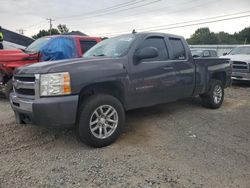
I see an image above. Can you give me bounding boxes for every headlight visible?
[40,72,71,96]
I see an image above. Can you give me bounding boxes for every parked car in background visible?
[10,32,231,147]
[0,35,101,98]
[222,45,250,81]
[191,49,218,58]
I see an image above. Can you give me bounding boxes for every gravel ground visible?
[0,83,250,188]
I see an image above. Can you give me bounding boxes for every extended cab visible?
[0,35,101,98]
[10,32,232,147]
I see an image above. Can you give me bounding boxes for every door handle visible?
[163,66,173,71]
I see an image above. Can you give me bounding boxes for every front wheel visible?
[200,79,224,109]
[77,94,125,148]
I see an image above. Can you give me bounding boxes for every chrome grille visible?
[232,61,249,70]
[13,75,36,99]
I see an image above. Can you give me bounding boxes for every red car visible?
[0,35,101,98]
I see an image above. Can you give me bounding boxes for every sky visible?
[1,0,250,38]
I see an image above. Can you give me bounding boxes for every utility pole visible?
[16,29,25,35]
[47,18,55,35]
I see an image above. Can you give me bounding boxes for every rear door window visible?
[169,38,186,60]
[80,40,97,54]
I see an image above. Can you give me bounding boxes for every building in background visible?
[1,28,34,49]
[65,31,87,36]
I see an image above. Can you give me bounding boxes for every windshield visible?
[25,37,51,52]
[83,34,135,58]
[229,46,250,55]
[191,50,202,57]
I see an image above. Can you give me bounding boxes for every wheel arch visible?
[210,71,227,88]
[78,81,127,109]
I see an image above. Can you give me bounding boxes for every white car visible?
[223,45,250,81]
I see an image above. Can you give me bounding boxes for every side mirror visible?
[134,47,159,62]
[223,52,227,56]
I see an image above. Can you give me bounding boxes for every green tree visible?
[234,26,250,44]
[57,24,69,34]
[187,27,218,44]
[32,28,60,39]
[32,24,70,39]
[187,26,250,45]
[217,32,238,44]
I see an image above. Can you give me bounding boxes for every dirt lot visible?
[0,83,250,188]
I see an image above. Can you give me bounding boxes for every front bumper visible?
[232,71,250,81]
[10,93,79,128]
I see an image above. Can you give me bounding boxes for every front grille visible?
[15,88,35,96]
[14,75,35,82]
[232,61,249,70]
[13,75,36,99]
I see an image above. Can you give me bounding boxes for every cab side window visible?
[169,38,186,60]
[80,40,97,54]
[139,37,169,61]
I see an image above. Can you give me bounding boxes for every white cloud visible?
[1,0,250,38]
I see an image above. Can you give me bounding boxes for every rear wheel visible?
[77,94,125,148]
[200,79,224,109]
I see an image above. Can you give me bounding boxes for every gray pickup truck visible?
[10,32,232,147]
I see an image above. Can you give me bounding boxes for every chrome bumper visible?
[10,92,33,113]
[232,72,250,81]
[10,92,79,127]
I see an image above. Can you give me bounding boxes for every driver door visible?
[128,36,177,109]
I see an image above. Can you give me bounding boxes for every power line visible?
[58,0,161,21]
[20,1,148,31]
[67,0,214,29]
[145,14,250,32]
[142,11,250,30]
[23,20,47,29]
[56,0,148,20]
[86,0,162,19]
[28,22,50,32]
[98,11,250,36]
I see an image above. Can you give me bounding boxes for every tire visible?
[5,80,13,100]
[200,79,224,109]
[77,94,125,148]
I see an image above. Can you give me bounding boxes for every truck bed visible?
[193,57,232,96]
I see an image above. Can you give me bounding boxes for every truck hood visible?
[0,49,39,68]
[222,55,250,64]
[15,57,125,75]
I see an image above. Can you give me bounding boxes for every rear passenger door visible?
[80,40,97,54]
[168,37,195,99]
[129,35,177,108]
